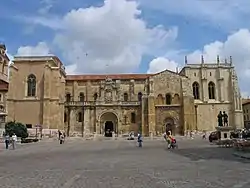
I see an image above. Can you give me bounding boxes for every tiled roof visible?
[66,74,152,81]
[242,99,250,105]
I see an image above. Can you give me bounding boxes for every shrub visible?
[5,121,29,138]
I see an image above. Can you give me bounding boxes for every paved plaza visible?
[0,138,250,188]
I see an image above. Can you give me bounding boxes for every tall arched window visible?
[124,92,128,101]
[66,93,71,102]
[165,93,172,105]
[93,93,98,101]
[78,112,83,122]
[27,74,36,97]
[208,81,215,99]
[192,82,200,99]
[79,92,84,102]
[138,92,142,101]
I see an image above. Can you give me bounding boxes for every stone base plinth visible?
[215,126,234,140]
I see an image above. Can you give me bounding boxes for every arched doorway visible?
[164,118,175,135]
[100,112,118,137]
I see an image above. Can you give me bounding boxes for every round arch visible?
[164,117,176,135]
[99,112,118,137]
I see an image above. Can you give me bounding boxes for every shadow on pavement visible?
[170,146,250,163]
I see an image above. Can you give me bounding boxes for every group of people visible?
[3,133,18,150]
[163,131,177,149]
[136,131,177,149]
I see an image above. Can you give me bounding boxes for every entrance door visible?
[104,121,114,137]
[166,123,173,135]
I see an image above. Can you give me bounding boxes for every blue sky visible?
[1,0,250,96]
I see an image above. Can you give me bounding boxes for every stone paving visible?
[0,138,250,188]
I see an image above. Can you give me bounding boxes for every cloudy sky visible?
[1,0,250,96]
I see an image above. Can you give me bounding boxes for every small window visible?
[93,93,98,101]
[165,93,172,104]
[0,94,2,101]
[210,72,212,76]
[138,92,142,101]
[64,113,67,123]
[78,112,83,122]
[66,93,71,102]
[131,112,136,123]
[194,72,196,76]
[124,93,128,101]
[26,124,32,128]
[79,92,84,102]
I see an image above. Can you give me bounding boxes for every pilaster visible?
[43,65,51,99]
[73,81,78,101]
[147,94,156,136]
[141,95,146,135]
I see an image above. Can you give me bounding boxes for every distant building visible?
[0,45,9,128]
[242,99,250,129]
[4,43,244,136]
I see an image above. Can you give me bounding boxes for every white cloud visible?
[147,57,178,73]
[16,42,51,56]
[17,0,177,74]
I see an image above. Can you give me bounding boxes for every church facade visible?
[5,50,244,136]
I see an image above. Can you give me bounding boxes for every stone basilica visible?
[0,45,244,136]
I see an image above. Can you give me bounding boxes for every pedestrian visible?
[63,131,66,143]
[59,134,64,144]
[58,130,62,141]
[4,133,10,149]
[11,133,17,150]
[137,133,143,147]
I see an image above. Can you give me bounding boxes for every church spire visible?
[184,56,187,65]
[201,55,204,64]
[217,55,220,64]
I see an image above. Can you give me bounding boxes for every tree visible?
[5,121,28,138]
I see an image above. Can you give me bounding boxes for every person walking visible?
[137,133,143,147]
[11,133,17,150]
[4,133,10,149]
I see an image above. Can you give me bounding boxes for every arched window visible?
[173,94,180,104]
[157,94,164,105]
[208,81,215,99]
[27,74,36,97]
[93,93,98,101]
[79,92,84,102]
[192,82,200,99]
[124,93,128,101]
[78,112,83,122]
[138,92,142,101]
[66,93,71,102]
[165,93,172,105]
[131,112,136,123]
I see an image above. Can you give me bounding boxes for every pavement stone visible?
[0,139,250,187]
[233,151,250,159]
